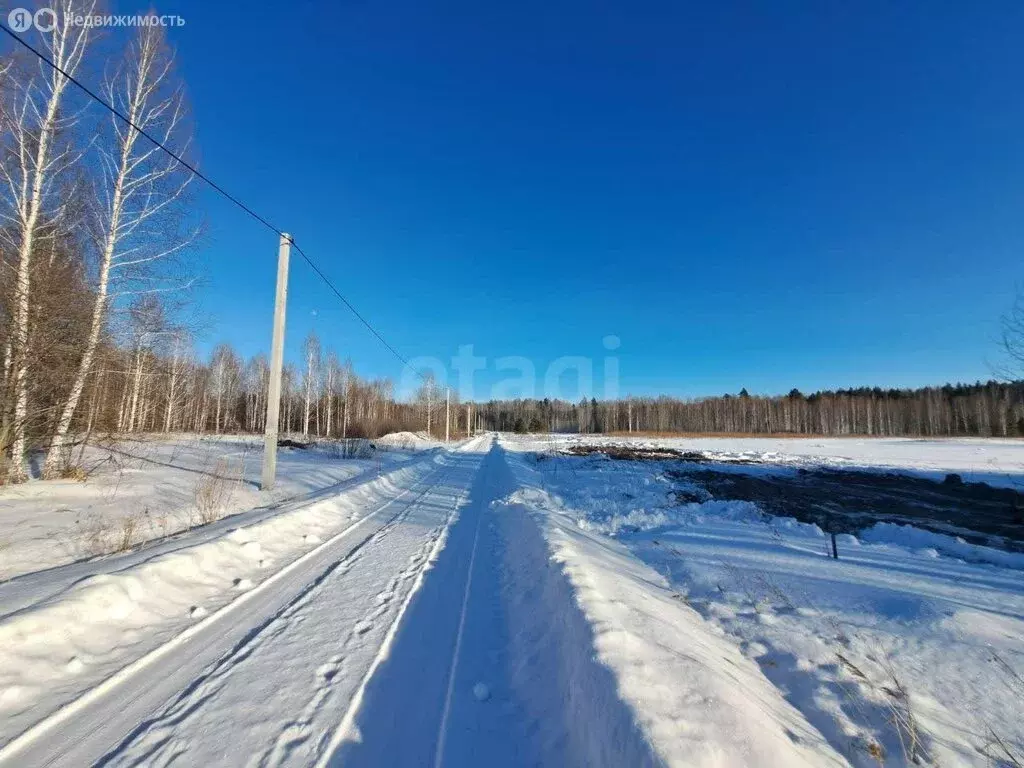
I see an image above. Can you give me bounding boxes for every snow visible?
[0,431,1020,766]
[859,522,1024,569]
[502,434,1024,766]
[0,446,448,759]
[373,431,435,449]
[523,434,1024,488]
[0,434,418,581]
[331,439,660,768]
[500,448,845,767]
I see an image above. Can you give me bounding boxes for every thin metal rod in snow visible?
[261,233,292,490]
[831,532,839,560]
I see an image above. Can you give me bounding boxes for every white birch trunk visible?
[3,1,94,481]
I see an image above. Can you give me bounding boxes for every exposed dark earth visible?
[561,444,1024,552]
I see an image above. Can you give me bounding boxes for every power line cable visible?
[0,22,415,372]
[289,242,410,367]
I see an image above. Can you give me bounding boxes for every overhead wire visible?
[1,22,416,372]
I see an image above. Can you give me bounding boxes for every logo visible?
[34,7,55,31]
[7,7,32,32]
[5,8,185,30]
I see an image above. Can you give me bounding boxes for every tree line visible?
[476,380,1024,437]
[61,331,466,442]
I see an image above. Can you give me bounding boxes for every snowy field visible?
[501,434,1024,767]
[547,434,1024,488]
[0,433,434,581]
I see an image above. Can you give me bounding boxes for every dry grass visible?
[117,516,138,552]
[52,511,144,560]
[879,664,927,765]
[982,729,1023,767]
[192,457,241,526]
[980,652,1024,767]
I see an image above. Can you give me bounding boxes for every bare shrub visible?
[59,465,88,482]
[344,438,372,459]
[321,438,374,456]
[52,512,119,560]
[193,458,240,525]
[324,438,373,459]
[77,514,113,558]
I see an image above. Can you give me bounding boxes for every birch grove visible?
[0,0,94,481]
[42,22,194,476]
[26,336,434,441]
[0,9,203,482]
[301,332,320,437]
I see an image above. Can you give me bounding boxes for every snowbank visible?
[859,522,1024,569]
[499,446,846,767]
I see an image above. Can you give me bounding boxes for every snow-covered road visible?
[2,438,490,766]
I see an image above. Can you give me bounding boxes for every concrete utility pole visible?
[466,404,471,437]
[261,233,292,491]
[445,387,450,443]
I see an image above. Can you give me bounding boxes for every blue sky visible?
[99,1,1024,399]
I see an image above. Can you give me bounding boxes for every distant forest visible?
[475,381,1024,438]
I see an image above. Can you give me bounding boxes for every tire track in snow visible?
[261,517,459,768]
[311,457,478,768]
[96,459,464,767]
[326,440,662,768]
[432,459,487,768]
[257,461,471,768]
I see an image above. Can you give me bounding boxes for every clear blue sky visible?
[114,1,1024,399]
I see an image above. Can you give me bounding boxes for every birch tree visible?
[121,296,167,433]
[42,23,195,475]
[163,332,190,432]
[415,373,441,437]
[0,0,94,481]
[301,332,320,437]
[323,351,341,437]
